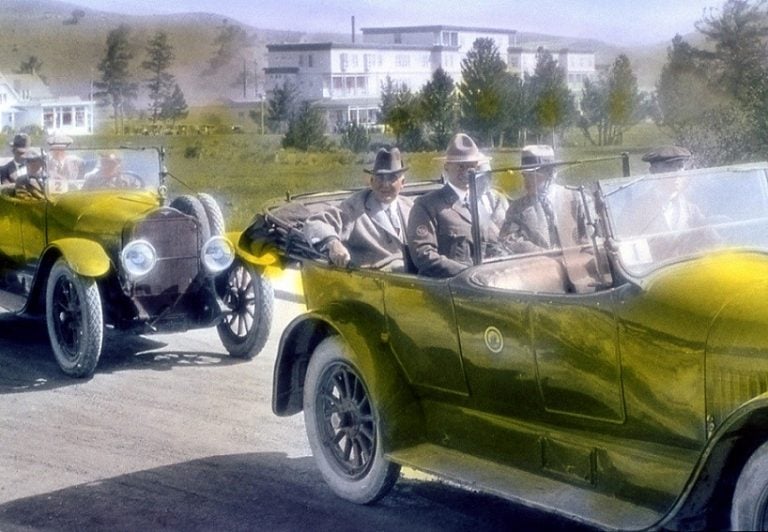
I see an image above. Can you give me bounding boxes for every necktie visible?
[387,207,400,235]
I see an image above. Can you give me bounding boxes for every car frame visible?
[0,144,273,377]
[243,157,768,530]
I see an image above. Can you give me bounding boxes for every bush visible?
[339,122,371,153]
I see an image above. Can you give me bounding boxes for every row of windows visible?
[339,52,430,72]
[43,106,88,129]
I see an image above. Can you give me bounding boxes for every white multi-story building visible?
[264,25,596,130]
[0,71,95,136]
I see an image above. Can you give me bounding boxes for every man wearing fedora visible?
[0,133,31,184]
[303,147,413,272]
[407,133,506,278]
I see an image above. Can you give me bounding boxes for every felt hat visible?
[364,147,408,176]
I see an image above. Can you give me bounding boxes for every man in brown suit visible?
[407,133,505,278]
[303,147,413,272]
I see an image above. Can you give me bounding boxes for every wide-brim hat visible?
[10,133,30,153]
[21,147,42,161]
[521,144,555,167]
[46,134,73,149]
[364,147,408,176]
[441,133,488,164]
[641,145,691,164]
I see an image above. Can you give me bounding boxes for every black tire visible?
[732,441,768,530]
[216,260,273,359]
[303,336,400,504]
[170,194,211,242]
[45,258,104,378]
[197,192,226,236]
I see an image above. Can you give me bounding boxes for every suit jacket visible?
[407,184,504,278]
[303,189,413,271]
[501,185,582,252]
[0,159,24,184]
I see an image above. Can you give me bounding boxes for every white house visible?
[264,25,596,129]
[0,71,95,136]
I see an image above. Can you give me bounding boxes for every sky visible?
[64,0,722,47]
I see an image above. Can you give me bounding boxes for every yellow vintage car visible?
[0,146,273,378]
[245,161,768,530]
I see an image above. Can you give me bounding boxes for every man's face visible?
[525,168,555,196]
[369,172,405,204]
[26,159,43,176]
[444,161,479,190]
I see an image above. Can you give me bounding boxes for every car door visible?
[0,191,45,311]
[450,253,624,424]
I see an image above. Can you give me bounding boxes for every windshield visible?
[600,163,768,277]
[44,147,162,195]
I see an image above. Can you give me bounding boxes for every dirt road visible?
[0,269,586,531]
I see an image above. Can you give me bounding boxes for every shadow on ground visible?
[0,452,592,532]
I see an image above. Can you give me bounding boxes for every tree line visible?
[277,0,768,168]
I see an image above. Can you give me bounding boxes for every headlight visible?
[201,235,235,275]
[120,239,157,279]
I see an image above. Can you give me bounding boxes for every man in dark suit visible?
[303,147,413,272]
[407,133,504,278]
[0,134,31,184]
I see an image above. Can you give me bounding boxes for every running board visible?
[387,443,662,531]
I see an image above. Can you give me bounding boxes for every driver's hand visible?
[327,239,351,267]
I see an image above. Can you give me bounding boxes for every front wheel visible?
[732,441,768,530]
[216,260,273,359]
[45,258,104,378]
[303,336,400,504]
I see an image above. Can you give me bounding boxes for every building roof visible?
[267,42,438,52]
[361,25,516,35]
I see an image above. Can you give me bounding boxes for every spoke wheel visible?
[303,337,400,504]
[216,260,273,359]
[45,258,103,378]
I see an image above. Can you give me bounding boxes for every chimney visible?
[351,16,355,43]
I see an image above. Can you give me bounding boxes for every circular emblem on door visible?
[484,326,504,353]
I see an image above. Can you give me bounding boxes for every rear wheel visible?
[170,194,211,242]
[216,260,273,359]
[732,441,768,530]
[45,258,103,378]
[303,336,400,504]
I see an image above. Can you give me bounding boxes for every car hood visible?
[618,252,768,344]
[48,190,160,237]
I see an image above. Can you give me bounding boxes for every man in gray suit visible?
[407,133,505,278]
[303,147,413,272]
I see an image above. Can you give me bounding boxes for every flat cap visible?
[641,146,691,164]
[21,147,43,161]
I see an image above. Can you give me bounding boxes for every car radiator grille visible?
[124,209,200,313]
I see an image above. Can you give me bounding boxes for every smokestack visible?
[352,16,355,43]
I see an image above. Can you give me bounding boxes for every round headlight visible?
[121,239,157,278]
[201,235,235,275]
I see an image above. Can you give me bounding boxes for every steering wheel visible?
[118,171,145,189]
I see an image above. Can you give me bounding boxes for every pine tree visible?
[94,24,138,134]
[142,31,176,125]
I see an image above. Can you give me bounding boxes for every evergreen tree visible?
[93,24,138,134]
[459,38,509,146]
[267,81,298,133]
[282,101,329,151]
[17,56,44,79]
[421,68,457,150]
[142,31,176,125]
[159,83,189,125]
[525,48,574,146]
[205,21,251,75]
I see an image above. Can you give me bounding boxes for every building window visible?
[44,110,54,129]
[333,77,343,89]
[299,55,304,67]
[308,54,314,67]
[340,53,348,72]
[351,54,359,68]
[395,54,410,67]
[75,107,86,127]
[356,76,366,90]
[394,33,402,44]
[62,108,73,126]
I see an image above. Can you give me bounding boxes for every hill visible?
[0,0,680,105]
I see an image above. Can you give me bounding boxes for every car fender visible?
[273,309,424,450]
[230,230,283,277]
[47,238,111,277]
[658,392,768,529]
